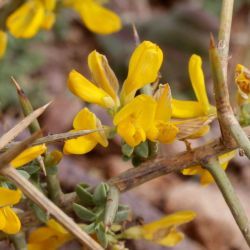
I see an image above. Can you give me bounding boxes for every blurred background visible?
[1,0,250,249]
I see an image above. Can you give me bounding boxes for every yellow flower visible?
[147,84,179,143]
[235,64,250,101]
[63,0,121,34]
[0,187,22,234]
[68,41,162,110]
[6,0,56,39]
[28,219,73,250]
[0,30,7,59]
[64,108,108,154]
[182,150,236,185]
[120,41,163,104]
[123,211,196,247]
[68,67,116,109]
[172,54,215,118]
[113,94,157,147]
[10,144,47,168]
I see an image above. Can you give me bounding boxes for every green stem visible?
[202,157,250,246]
[218,0,234,81]
[9,232,27,250]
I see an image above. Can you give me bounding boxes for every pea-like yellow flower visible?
[113,94,157,147]
[0,30,7,59]
[63,0,121,34]
[147,84,179,143]
[7,0,56,38]
[182,150,236,185]
[10,144,47,168]
[0,187,22,234]
[123,211,196,247]
[68,54,118,109]
[120,41,163,104]
[64,108,108,154]
[235,64,250,102]
[68,41,162,110]
[172,54,215,118]
[28,219,72,250]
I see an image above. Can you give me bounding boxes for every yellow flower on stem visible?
[68,41,162,110]
[0,30,7,59]
[182,150,236,185]
[147,84,179,143]
[172,54,215,118]
[123,211,196,247]
[63,0,121,34]
[6,0,56,39]
[235,64,250,102]
[0,187,22,234]
[28,219,73,250]
[64,108,108,154]
[113,94,157,147]
[67,63,117,109]
[10,144,47,168]
[120,41,163,104]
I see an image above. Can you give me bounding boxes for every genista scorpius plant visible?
[0,0,250,249]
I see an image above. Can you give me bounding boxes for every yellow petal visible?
[0,209,6,230]
[142,211,196,236]
[121,41,163,103]
[76,0,121,34]
[151,121,179,143]
[171,99,205,118]
[157,230,184,247]
[29,227,56,243]
[154,84,172,121]
[0,30,7,59]
[1,207,21,234]
[200,171,214,185]
[114,94,156,130]
[73,108,108,147]
[117,119,146,147]
[68,70,115,108]
[64,134,97,154]
[41,0,56,11]
[28,243,45,250]
[88,50,119,104]
[219,150,236,165]
[184,124,210,139]
[189,54,210,114]
[0,187,22,207]
[47,219,68,235]
[11,144,47,168]
[181,165,204,176]
[41,12,56,30]
[7,1,45,38]
[114,95,156,147]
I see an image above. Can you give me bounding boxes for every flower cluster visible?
[64,41,214,152]
[0,0,121,58]
[62,40,237,184]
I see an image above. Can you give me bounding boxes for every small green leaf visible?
[17,170,30,179]
[134,141,149,158]
[73,203,96,222]
[21,163,40,175]
[83,223,96,234]
[93,183,109,205]
[31,203,48,223]
[121,143,134,157]
[76,185,94,207]
[114,209,130,223]
[96,223,108,248]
